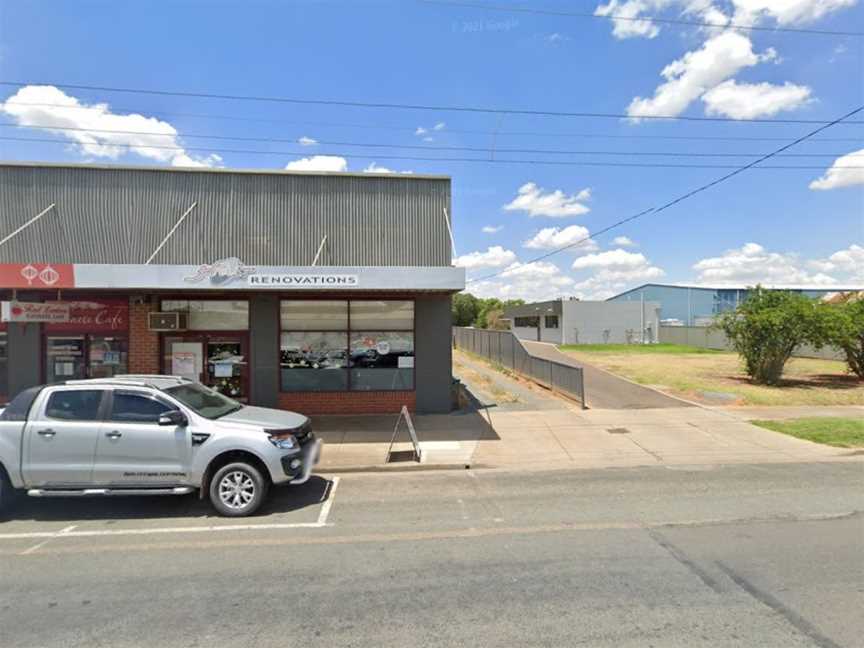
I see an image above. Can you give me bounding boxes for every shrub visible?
[715,287,820,385]
[816,296,864,379]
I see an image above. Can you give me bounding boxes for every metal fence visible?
[452,327,586,409]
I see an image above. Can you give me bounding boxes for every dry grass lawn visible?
[560,346,864,406]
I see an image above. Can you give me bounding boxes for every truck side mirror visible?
[159,410,188,427]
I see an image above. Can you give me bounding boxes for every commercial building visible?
[0,162,464,414]
[607,283,862,326]
[503,299,660,345]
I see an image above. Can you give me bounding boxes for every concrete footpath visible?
[314,351,862,473]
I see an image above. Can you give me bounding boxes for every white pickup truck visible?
[0,376,321,517]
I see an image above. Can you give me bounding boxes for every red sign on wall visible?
[0,263,75,289]
[44,300,129,333]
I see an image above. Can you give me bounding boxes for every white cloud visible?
[692,242,842,285]
[612,235,637,247]
[569,248,665,298]
[808,244,864,280]
[363,162,413,174]
[0,85,222,168]
[415,127,427,136]
[482,225,503,234]
[627,31,774,119]
[523,225,598,253]
[454,246,517,269]
[470,261,575,302]
[731,0,856,26]
[702,80,812,119]
[433,122,446,131]
[504,182,591,218]
[298,136,318,146]
[284,155,348,172]
[572,248,651,270]
[809,149,864,190]
[423,136,435,143]
[595,0,669,39]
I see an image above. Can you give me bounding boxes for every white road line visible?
[316,476,340,526]
[19,525,77,555]
[3,521,327,542]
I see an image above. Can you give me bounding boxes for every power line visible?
[3,135,861,170]
[0,122,858,158]
[3,101,861,143]
[1,81,861,125]
[467,104,864,284]
[423,0,864,37]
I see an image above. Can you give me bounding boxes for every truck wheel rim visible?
[218,471,256,510]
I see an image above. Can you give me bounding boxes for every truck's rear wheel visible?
[209,462,267,517]
[0,467,19,517]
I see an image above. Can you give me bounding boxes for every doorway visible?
[163,333,249,401]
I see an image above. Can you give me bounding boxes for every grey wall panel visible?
[0,164,452,267]
[415,294,452,414]
[249,295,280,408]
[7,323,42,397]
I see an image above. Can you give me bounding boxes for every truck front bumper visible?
[285,438,322,485]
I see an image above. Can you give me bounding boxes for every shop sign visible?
[248,274,359,287]
[184,258,256,285]
[0,263,75,289]
[44,300,129,333]
[1,301,71,323]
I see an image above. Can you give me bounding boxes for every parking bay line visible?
[1,477,342,543]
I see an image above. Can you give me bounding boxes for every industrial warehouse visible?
[0,162,464,414]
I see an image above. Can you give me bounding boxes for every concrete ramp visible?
[521,341,693,410]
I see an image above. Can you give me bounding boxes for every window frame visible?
[107,389,175,425]
[544,315,559,329]
[279,298,416,394]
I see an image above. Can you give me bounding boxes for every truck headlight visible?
[269,435,298,450]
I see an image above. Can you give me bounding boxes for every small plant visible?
[714,286,821,385]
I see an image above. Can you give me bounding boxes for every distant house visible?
[503,299,660,345]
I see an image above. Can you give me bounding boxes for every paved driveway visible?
[521,340,693,409]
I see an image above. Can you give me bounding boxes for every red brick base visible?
[128,300,161,374]
[278,391,415,415]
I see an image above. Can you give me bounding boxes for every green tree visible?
[715,287,821,385]
[452,292,480,327]
[815,295,864,379]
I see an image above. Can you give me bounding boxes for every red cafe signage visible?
[0,263,75,289]
[1,300,128,332]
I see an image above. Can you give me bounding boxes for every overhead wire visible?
[466,104,864,284]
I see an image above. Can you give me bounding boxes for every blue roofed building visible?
[607,283,862,327]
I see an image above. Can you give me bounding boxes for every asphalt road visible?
[521,340,693,409]
[1,462,862,647]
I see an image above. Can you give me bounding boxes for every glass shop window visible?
[162,300,249,330]
[349,331,414,391]
[280,331,349,392]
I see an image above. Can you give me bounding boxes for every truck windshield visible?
[164,383,242,419]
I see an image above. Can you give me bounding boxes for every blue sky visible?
[0,0,862,299]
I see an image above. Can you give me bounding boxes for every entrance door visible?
[163,334,249,401]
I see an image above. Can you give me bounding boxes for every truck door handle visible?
[37,429,56,437]
[106,431,123,439]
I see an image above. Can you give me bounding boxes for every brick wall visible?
[128,299,160,374]
[278,391,415,415]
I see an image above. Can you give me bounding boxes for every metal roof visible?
[0,162,453,267]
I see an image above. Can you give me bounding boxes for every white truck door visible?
[23,387,108,487]
[91,390,191,486]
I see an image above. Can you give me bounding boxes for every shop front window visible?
[279,300,415,392]
[0,331,7,396]
[162,300,249,330]
[46,335,128,383]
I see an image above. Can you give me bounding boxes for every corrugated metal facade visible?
[0,163,452,266]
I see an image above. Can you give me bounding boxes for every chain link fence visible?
[453,327,586,409]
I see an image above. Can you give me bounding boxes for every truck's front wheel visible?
[209,462,267,517]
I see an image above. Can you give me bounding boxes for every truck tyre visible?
[209,462,268,517]
[0,467,19,518]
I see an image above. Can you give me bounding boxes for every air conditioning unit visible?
[147,312,188,332]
